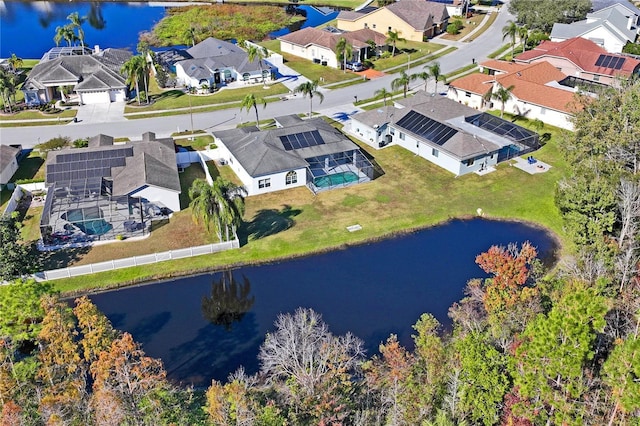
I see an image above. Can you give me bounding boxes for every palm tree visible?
[411,70,431,92]
[120,55,144,105]
[244,42,269,86]
[518,24,529,53]
[425,62,444,94]
[502,20,518,59]
[0,68,16,113]
[54,24,76,47]
[184,26,197,47]
[240,93,267,127]
[294,80,324,118]
[189,177,247,242]
[366,38,378,58]
[391,71,411,98]
[375,87,392,106]
[489,84,515,118]
[7,54,22,73]
[67,12,86,51]
[386,30,406,57]
[334,37,353,73]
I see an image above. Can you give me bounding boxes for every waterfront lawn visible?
[124,84,289,113]
[51,115,569,293]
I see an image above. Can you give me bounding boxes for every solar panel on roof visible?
[279,130,325,151]
[613,57,625,70]
[601,55,613,68]
[595,54,606,67]
[396,111,457,146]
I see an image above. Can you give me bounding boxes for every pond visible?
[0,2,339,58]
[89,218,558,387]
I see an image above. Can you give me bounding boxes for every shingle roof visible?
[23,51,130,91]
[592,0,640,15]
[515,37,640,77]
[278,27,387,51]
[550,6,636,44]
[175,37,265,78]
[214,117,362,177]
[337,6,378,21]
[0,145,20,173]
[386,0,449,29]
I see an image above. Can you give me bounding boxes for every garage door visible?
[81,91,111,104]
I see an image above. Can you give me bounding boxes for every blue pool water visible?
[314,171,360,188]
[66,208,112,236]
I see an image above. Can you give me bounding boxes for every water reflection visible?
[202,271,255,331]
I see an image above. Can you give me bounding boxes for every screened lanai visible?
[305,149,374,194]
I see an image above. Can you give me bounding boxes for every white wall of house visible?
[0,157,19,185]
[131,186,181,212]
[109,89,127,102]
[551,27,626,53]
[349,119,389,148]
[280,41,339,68]
[447,87,485,109]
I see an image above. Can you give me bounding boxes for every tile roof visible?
[480,59,529,74]
[214,117,362,177]
[515,37,640,77]
[451,61,579,113]
[279,27,387,51]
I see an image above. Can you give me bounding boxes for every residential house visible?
[157,37,274,89]
[514,37,640,86]
[212,115,375,195]
[0,144,21,187]
[278,27,387,68]
[22,46,131,105]
[550,5,638,52]
[349,92,539,176]
[40,132,182,246]
[336,0,450,42]
[448,60,583,130]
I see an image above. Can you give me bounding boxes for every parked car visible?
[346,61,364,72]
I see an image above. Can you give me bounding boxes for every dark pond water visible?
[0,2,339,58]
[89,218,557,387]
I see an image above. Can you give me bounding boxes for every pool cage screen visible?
[305,149,374,193]
[466,113,540,150]
[40,177,146,246]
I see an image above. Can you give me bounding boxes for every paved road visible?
[0,4,513,148]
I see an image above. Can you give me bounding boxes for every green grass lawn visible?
[0,108,77,121]
[11,152,45,183]
[49,110,570,293]
[124,84,289,114]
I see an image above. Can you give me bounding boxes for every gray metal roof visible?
[214,117,363,177]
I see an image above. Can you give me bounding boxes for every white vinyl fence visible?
[2,186,24,217]
[39,239,239,281]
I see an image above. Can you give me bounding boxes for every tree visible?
[512,283,608,424]
[0,68,17,113]
[239,93,266,127]
[386,30,406,56]
[518,24,529,53]
[120,55,145,105]
[489,84,514,118]
[245,42,270,86]
[53,24,76,47]
[66,12,86,51]
[189,177,247,242]
[0,214,36,281]
[508,0,591,32]
[602,330,640,425]
[293,79,324,119]
[411,70,431,93]
[502,20,518,59]
[425,62,444,94]
[391,71,411,98]
[375,87,392,106]
[183,26,197,47]
[73,296,119,365]
[7,53,22,73]
[258,308,365,424]
[0,279,54,346]
[335,36,353,73]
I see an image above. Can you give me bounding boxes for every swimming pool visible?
[65,208,113,236]
[314,171,360,188]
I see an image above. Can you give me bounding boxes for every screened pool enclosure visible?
[305,150,374,193]
[465,113,540,162]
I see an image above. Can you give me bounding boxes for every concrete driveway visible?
[74,102,126,124]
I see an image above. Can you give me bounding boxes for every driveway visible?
[74,102,126,124]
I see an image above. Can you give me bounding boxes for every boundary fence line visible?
[38,239,239,281]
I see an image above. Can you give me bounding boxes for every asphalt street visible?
[0,3,514,148]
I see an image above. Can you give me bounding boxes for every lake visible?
[89,218,558,387]
[0,1,339,59]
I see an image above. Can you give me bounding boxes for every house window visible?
[259,178,271,189]
[593,75,600,81]
[540,107,546,115]
[388,26,392,32]
[373,24,376,29]
[285,171,297,185]
[399,132,405,140]
[465,91,471,97]
[364,23,368,28]
[390,128,395,135]
[432,148,439,157]
[464,158,475,167]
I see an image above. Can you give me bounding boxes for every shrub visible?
[73,138,88,148]
[453,19,464,30]
[36,136,70,152]
[446,23,459,34]
[115,234,125,241]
